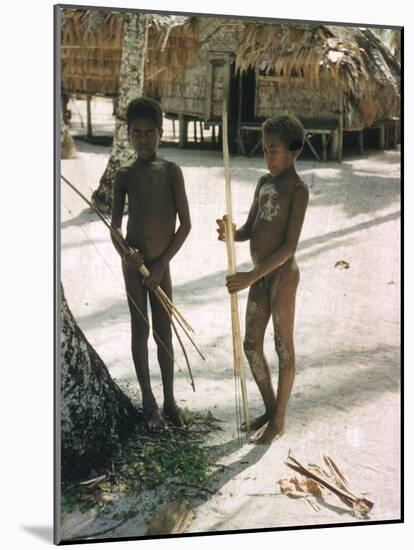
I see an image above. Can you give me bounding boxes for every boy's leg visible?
[243,279,276,431]
[252,262,299,444]
[148,266,183,427]
[123,264,164,431]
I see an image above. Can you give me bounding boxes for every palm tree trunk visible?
[91,13,147,213]
[60,283,139,479]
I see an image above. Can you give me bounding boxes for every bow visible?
[221,100,250,431]
[61,174,205,391]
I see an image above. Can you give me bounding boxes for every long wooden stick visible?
[222,100,250,431]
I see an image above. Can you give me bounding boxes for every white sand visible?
[61,139,400,538]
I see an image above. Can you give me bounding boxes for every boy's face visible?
[263,133,300,176]
[129,117,163,160]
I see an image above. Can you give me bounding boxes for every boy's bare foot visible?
[241,412,270,432]
[163,402,186,428]
[249,418,285,445]
[144,406,166,432]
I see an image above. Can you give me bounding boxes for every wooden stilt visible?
[338,125,343,162]
[193,120,197,143]
[322,134,328,161]
[237,73,243,155]
[305,135,321,162]
[330,129,339,161]
[358,130,364,155]
[179,114,188,149]
[86,95,93,140]
[379,123,385,150]
[394,118,400,147]
[338,92,344,162]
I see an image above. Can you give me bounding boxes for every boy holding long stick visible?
[217,115,309,445]
[111,97,191,431]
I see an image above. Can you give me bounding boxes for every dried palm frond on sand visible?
[279,450,374,519]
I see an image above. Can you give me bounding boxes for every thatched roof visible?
[61,9,124,96]
[60,11,400,125]
[236,24,400,84]
[235,24,400,124]
[145,16,198,98]
[61,9,197,97]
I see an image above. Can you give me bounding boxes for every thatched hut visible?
[60,9,196,135]
[61,9,124,97]
[155,19,401,159]
[60,9,401,160]
[61,10,197,96]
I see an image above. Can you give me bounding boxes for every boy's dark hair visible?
[262,114,304,152]
[126,97,163,131]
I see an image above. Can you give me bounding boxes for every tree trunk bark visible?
[91,13,147,214]
[60,283,139,479]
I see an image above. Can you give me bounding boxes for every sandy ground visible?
[60,137,400,539]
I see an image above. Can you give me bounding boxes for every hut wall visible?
[161,54,207,117]
[160,18,243,119]
[255,72,340,126]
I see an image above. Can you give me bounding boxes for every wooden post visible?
[86,95,93,140]
[338,92,344,162]
[387,120,395,149]
[178,114,188,149]
[321,134,328,162]
[200,121,204,143]
[222,97,250,432]
[172,119,176,139]
[237,72,244,155]
[193,120,198,143]
[379,123,385,150]
[204,62,213,122]
[62,93,70,125]
[330,129,339,161]
[394,118,400,147]
[358,130,364,155]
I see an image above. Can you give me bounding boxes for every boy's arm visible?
[111,170,144,270]
[217,179,261,242]
[110,170,127,258]
[234,196,258,241]
[226,184,309,293]
[145,164,191,290]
